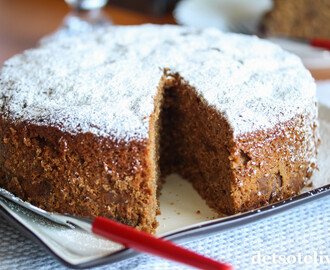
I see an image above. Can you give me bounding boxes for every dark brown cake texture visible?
[0,25,319,233]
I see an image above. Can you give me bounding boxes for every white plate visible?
[1,99,330,268]
[266,37,330,70]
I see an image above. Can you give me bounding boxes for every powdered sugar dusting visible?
[0,24,316,140]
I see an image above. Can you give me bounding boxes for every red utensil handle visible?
[92,216,233,270]
[310,38,330,50]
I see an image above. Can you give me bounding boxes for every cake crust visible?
[0,119,159,232]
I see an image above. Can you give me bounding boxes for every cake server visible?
[0,188,232,270]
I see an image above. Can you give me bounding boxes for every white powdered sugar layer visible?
[0,24,316,141]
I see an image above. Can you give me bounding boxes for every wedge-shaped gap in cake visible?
[158,72,236,215]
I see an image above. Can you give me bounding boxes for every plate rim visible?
[1,184,329,269]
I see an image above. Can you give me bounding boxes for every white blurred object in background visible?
[174,0,272,32]
[174,0,330,70]
[42,0,111,42]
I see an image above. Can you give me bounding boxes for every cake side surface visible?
[229,107,319,212]
[0,118,160,233]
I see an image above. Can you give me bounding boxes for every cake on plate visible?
[0,24,319,233]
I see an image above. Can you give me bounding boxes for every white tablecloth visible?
[1,81,329,270]
[1,195,329,270]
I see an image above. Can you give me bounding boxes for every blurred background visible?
[0,0,329,79]
[0,0,177,64]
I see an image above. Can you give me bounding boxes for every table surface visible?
[0,0,175,65]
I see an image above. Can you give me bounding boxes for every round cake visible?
[0,24,319,233]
